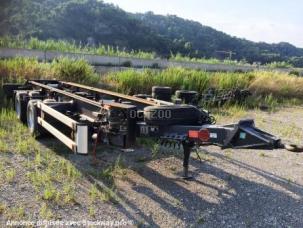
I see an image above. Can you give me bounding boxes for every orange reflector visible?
[188,129,210,142]
[188,130,199,138]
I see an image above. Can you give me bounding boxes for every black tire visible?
[144,105,201,126]
[175,90,198,104]
[27,100,44,137]
[2,83,31,99]
[152,86,172,101]
[15,92,28,123]
[3,83,22,99]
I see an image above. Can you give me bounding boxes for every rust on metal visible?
[29,81,136,110]
[61,81,157,106]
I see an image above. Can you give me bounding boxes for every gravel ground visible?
[1,107,303,227]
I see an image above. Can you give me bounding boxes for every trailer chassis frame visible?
[3,79,283,178]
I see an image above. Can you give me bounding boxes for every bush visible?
[0,57,99,85]
[0,57,50,83]
[266,61,293,69]
[289,70,299,76]
[248,71,303,99]
[51,58,99,84]
[121,61,132,67]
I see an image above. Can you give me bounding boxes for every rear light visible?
[199,129,210,141]
[188,129,210,142]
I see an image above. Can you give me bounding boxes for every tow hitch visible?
[157,119,285,179]
[188,119,282,149]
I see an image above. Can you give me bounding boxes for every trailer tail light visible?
[188,129,210,142]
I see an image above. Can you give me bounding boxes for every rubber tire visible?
[2,83,32,99]
[152,86,172,94]
[175,90,198,104]
[144,105,201,126]
[152,86,172,101]
[15,92,28,123]
[3,83,22,99]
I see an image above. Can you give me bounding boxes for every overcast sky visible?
[104,0,303,48]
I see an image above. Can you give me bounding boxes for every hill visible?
[1,0,303,66]
[135,12,303,64]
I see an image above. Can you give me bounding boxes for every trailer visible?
[3,80,288,179]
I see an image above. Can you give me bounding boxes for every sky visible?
[103,0,303,48]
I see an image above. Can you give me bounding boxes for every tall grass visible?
[0,57,99,85]
[52,58,99,84]
[1,56,303,108]
[105,68,254,95]
[170,53,249,66]
[266,61,293,69]
[248,71,303,99]
[0,36,156,59]
[105,68,303,100]
[0,57,50,83]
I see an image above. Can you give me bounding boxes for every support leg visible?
[182,141,194,180]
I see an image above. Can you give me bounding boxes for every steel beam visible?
[37,101,77,130]
[61,81,157,106]
[38,117,77,152]
[29,81,136,110]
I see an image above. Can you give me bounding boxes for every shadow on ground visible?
[38,137,303,227]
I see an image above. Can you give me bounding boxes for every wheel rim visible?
[15,98,21,118]
[27,107,34,131]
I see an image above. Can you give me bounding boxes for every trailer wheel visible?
[144,105,201,126]
[27,100,44,137]
[15,92,27,123]
[152,86,172,101]
[3,83,31,99]
[175,90,198,104]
